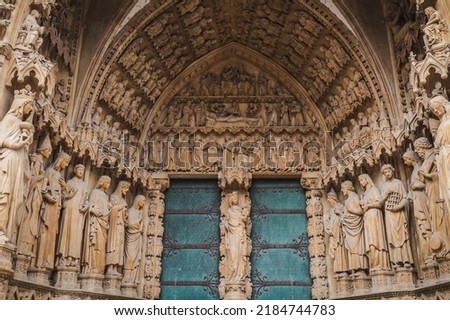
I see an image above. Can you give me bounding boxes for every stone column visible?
[142,173,169,300]
[301,172,329,300]
[218,168,252,300]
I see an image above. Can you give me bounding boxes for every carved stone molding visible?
[304,186,328,300]
[218,169,252,299]
[143,173,169,299]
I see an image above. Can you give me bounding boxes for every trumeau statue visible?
[17,135,52,256]
[123,195,145,284]
[324,190,348,277]
[358,174,391,273]
[402,150,433,264]
[222,191,247,282]
[0,89,35,244]
[340,180,368,276]
[56,164,89,268]
[106,180,130,276]
[378,164,413,269]
[82,175,111,274]
[35,151,71,269]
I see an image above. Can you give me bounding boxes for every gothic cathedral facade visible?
[0,0,450,300]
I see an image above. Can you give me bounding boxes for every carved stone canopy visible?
[218,168,252,191]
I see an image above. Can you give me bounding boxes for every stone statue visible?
[414,137,450,255]
[378,164,413,269]
[223,191,246,281]
[35,152,71,269]
[17,135,52,256]
[358,174,391,272]
[340,180,368,276]
[91,107,103,128]
[16,9,45,52]
[325,190,348,277]
[429,96,450,215]
[0,90,35,244]
[106,181,130,275]
[423,6,448,52]
[82,175,111,274]
[123,195,145,284]
[56,164,89,268]
[402,150,433,264]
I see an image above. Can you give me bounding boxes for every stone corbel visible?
[142,173,170,300]
[301,172,328,300]
[218,168,252,300]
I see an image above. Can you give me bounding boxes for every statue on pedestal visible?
[324,190,348,277]
[106,181,130,275]
[378,165,413,269]
[57,164,89,268]
[402,150,434,264]
[17,135,52,256]
[222,191,247,282]
[123,195,145,284]
[358,174,391,272]
[340,181,368,276]
[35,152,71,269]
[82,176,111,274]
[0,89,35,244]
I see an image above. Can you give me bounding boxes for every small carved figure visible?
[423,6,448,51]
[16,9,45,52]
[92,107,103,128]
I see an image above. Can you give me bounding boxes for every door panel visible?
[161,180,221,300]
[250,179,312,300]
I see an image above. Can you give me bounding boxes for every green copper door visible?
[161,179,310,300]
[161,180,221,299]
[250,179,312,300]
